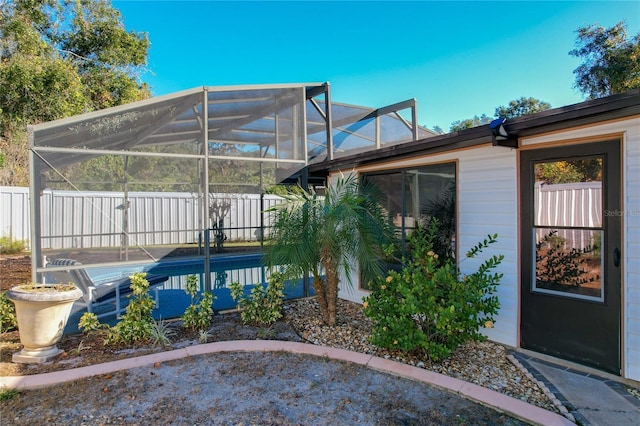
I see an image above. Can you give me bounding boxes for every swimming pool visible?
[83,253,308,316]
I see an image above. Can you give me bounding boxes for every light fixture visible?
[489,118,518,148]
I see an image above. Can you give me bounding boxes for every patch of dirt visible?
[0,255,31,291]
[1,351,528,426]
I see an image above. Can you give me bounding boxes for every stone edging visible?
[507,353,576,423]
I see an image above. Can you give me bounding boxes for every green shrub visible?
[0,234,27,254]
[80,283,174,347]
[364,221,502,361]
[229,272,285,326]
[104,273,157,345]
[78,312,102,333]
[181,274,215,332]
[0,292,18,333]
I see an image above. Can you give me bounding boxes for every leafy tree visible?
[449,96,552,133]
[265,173,394,326]
[0,0,150,186]
[61,0,150,109]
[535,158,602,184]
[431,125,444,134]
[495,97,551,119]
[449,114,492,132]
[570,21,640,99]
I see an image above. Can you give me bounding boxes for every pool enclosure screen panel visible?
[306,100,430,162]
[33,151,204,264]
[206,88,306,163]
[29,83,430,283]
[29,86,311,276]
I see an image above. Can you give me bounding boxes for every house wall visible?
[521,116,640,381]
[335,145,520,349]
[332,115,639,380]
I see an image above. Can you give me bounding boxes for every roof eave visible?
[309,89,640,174]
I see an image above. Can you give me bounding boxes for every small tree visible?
[208,196,231,252]
[266,174,394,326]
[449,114,492,132]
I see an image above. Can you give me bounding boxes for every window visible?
[361,162,456,287]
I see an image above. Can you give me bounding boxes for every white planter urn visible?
[7,284,82,363]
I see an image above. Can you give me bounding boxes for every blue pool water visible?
[64,253,309,333]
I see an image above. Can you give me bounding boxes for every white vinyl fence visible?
[2,182,603,251]
[534,181,602,250]
[0,186,30,243]
[1,187,284,250]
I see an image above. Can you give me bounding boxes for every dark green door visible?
[520,140,621,374]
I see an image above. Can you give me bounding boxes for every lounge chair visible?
[45,258,168,319]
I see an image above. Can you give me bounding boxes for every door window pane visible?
[534,158,602,228]
[534,228,603,300]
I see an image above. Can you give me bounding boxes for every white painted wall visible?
[336,145,520,348]
[522,116,640,381]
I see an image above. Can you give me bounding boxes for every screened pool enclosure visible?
[29,83,432,292]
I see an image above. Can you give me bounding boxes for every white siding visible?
[624,122,640,381]
[522,116,640,381]
[337,145,520,348]
[339,115,639,381]
[458,148,518,347]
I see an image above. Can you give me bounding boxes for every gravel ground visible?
[284,298,558,413]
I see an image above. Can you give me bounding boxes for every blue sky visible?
[113,1,640,131]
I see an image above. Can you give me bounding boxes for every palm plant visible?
[266,174,394,326]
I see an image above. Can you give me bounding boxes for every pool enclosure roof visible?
[29,82,435,174]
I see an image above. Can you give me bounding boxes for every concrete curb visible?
[1,340,573,426]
